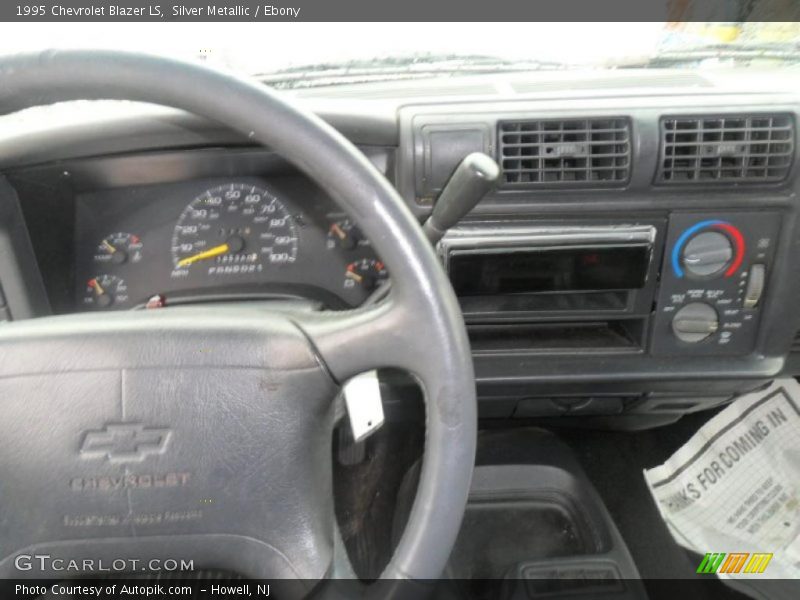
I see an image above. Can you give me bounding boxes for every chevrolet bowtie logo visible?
[79,423,172,463]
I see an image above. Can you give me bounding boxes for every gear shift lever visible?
[422,152,500,244]
[366,152,499,304]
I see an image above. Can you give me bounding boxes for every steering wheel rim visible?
[0,50,476,583]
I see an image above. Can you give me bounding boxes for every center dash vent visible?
[498,117,631,187]
[659,114,795,184]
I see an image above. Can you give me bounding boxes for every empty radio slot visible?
[459,290,630,315]
[468,319,646,355]
[438,224,662,321]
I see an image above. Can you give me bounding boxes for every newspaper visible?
[644,379,800,580]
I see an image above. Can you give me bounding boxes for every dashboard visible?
[2,67,800,429]
[72,176,385,311]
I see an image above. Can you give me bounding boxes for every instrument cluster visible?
[74,176,387,311]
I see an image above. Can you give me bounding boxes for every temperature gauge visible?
[344,258,388,291]
[93,232,143,266]
[83,275,129,310]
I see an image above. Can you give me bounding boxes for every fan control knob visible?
[672,302,719,343]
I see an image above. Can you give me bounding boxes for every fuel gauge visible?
[93,232,143,266]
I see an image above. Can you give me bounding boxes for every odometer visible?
[171,183,299,278]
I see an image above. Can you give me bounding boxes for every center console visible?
[442,428,645,600]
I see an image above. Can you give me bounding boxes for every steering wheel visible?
[0,51,476,592]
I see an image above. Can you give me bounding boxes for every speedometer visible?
[170,183,299,278]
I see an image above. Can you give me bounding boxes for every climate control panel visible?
[651,212,781,356]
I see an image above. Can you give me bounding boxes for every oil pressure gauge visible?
[82,275,129,310]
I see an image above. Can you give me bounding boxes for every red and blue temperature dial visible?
[671,220,745,279]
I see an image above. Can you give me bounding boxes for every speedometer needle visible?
[177,242,230,267]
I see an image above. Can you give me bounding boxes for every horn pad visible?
[0,307,338,581]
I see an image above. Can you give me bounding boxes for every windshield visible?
[0,22,798,86]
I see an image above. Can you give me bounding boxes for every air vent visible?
[792,330,800,353]
[659,114,795,184]
[498,118,631,187]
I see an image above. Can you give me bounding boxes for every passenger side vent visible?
[659,114,795,184]
[498,118,631,187]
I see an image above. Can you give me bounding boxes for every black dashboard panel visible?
[3,71,800,429]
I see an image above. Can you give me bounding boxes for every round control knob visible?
[672,302,719,343]
[682,231,733,278]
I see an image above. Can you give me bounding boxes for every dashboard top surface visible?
[0,67,799,168]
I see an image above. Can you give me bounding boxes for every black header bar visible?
[4,0,800,22]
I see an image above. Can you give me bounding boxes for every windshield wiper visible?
[628,42,800,68]
[255,54,569,89]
